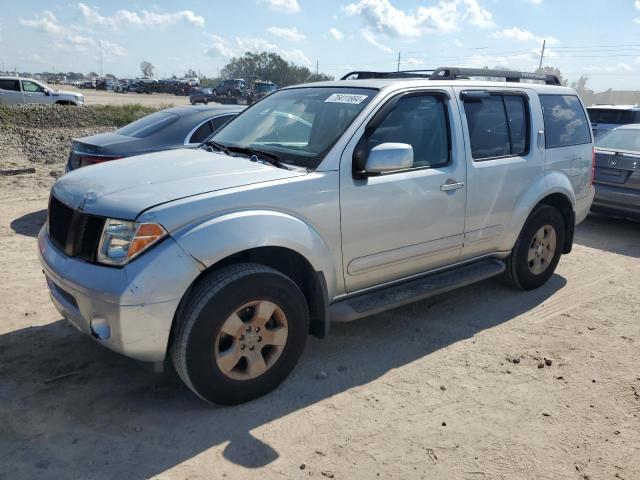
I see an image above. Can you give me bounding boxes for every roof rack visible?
[341,66,561,86]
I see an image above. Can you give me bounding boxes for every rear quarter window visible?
[0,79,20,91]
[540,95,591,148]
[587,108,635,125]
[115,112,178,138]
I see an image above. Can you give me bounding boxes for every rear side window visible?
[188,121,213,144]
[463,93,529,160]
[211,114,236,131]
[0,79,20,91]
[540,95,591,148]
[116,112,178,138]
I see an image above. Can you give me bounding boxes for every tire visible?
[190,100,195,105]
[171,263,310,405]
[503,205,565,290]
[203,98,208,105]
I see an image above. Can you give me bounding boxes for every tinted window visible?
[540,95,591,148]
[189,121,213,144]
[115,112,178,138]
[0,79,20,91]
[22,80,44,93]
[595,128,640,152]
[367,95,449,168]
[504,96,527,155]
[587,108,635,125]
[464,96,510,159]
[211,114,236,131]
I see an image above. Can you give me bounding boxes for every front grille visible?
[48,195,105,262]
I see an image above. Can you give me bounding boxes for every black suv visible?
[214,79,246,97]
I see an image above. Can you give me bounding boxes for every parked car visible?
[214,79,247,97]
[252,80,278,100]
[0,77,84,106]
[65,105,243,171]
[587,105,640,139]
[591,123,640,220]
[39,67,594,405]
[79,80,95,89]
[189,88,215,105]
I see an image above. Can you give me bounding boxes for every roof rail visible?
[430,67,560,85]
[340,66,561,86]
[341,70,434,80]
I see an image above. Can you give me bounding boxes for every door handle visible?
[440,181,465,191]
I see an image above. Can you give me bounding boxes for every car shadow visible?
[10,209,47,238]
[574,214,640,258]
[0,274,566,479]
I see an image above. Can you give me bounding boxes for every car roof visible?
[610,123,640,130]
[588,104,640,111]
[283,78,575,95]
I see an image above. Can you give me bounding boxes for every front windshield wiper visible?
[204,140,235,157]
[225,145,291,170]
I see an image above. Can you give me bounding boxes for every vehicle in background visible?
[251,80,277,101]
[0,77,84,106]
[591,124,640,220]
[214,79,247,97]
[79,80,95,89]
[41,67,595,405]
[189,88,215,105]
[587,105,640,139]
[65,104,243,171]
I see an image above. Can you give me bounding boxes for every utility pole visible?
[538,39,546,70]
[98,42,104,77]
[316,60,319,76]
[397,51,401,72]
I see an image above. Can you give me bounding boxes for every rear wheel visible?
[171,263,309,405]
[503,205,565,290]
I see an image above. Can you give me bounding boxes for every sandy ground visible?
[62,85,191,107]
[1,168,639,480]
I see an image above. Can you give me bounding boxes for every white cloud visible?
[493,27,557,45]
[205,34,311,65]
[405,57,424,65]
[77,3,205,28]
[617,62,633,71]
[328,27,344,40]
[261,0,301,14]
[20,11,62,34]
[636,0,640,10]
[361,29,393,53]
[267,26,305,42]
[453,39,463,47]
[529,0,543,4]
[98,40,127,58]
[344,0,495,38]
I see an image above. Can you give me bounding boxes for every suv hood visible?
[52,148,306,219]
[52,89,82,98]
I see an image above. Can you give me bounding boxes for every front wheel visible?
[503,205,565,290]
[171,263,310,405]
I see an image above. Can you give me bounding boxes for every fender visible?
[172,209,339,299]
[499,170,576,252]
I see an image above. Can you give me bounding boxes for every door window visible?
[0,79,20,91]
[189,121,214,144]
[21,80,45,93]
[540,95,592,148]
[366,94,450,168]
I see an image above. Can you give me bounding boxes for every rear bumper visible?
[38,226,202,362]
[592,183,640,220]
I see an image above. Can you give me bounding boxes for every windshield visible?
[210,87,376,168]
[596,128,640,152]
[255,83,277,93]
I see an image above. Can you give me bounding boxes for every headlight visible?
[97,219,167,266]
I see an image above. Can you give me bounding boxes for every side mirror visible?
[364,143,413,174]
[44,90,51,96]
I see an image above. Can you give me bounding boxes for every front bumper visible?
[591,183,640,220]
[38,226,202,362]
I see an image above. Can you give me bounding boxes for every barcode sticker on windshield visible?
[325,93,368,104]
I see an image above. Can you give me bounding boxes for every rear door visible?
[540,95,593,200]
[0,79,24,105]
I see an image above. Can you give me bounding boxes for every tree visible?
[140,61,155,78]
[570,75,595,105]
[184,68,198,78]
[535,66,568,86]
[220,51,333,87]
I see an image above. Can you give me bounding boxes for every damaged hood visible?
[52,148,306,219]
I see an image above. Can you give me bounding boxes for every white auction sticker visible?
[324,93,368,104]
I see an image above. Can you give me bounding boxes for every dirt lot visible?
[1,133,639,479]
[63,85,190,107]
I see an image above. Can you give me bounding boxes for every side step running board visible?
[330,259,505,322]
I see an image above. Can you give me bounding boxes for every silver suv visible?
[0,77,84,106]
[39,67,595,405]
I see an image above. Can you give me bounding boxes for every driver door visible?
[340,89,467,293]
[21,80,51,105]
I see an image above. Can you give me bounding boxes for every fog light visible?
[90,315,111,340]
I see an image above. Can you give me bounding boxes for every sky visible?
[1,0,639,91]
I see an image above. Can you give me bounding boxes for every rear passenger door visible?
[456,87,544,259]
[0,79,24,105]
[539,95,593,200]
